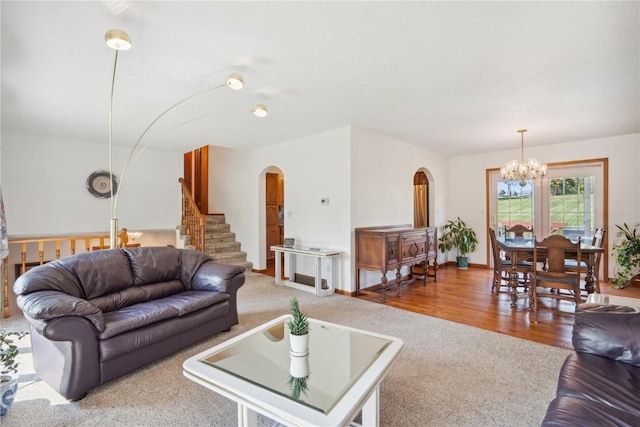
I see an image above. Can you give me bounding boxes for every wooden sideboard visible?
[355,224,438,300]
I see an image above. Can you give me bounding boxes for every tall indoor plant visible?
[438,217,479,269]
[1,329,28,416]
[612,223,640,289]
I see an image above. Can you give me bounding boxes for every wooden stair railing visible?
[2,233,112,318]
[179,178,206,252]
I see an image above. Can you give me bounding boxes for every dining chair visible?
[529,235,582,323]
[506,224,534,240]
[488,228,532,294]
[564,228,606,294]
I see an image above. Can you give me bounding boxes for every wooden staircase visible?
[176,215,252,271]
[178,178,252,271]
[202,215,252,271]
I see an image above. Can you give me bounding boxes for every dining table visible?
[496,235,604,308]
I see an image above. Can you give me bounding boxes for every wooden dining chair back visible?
[564,228,606,293]
[506,224,533,239]
[489,227,532,294]
[529,235,582,323]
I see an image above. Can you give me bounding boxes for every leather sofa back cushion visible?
[52,250,135,299]
[124,246,184,286]
[89,280,185,312]
[573,303,640,367]
[14,251,135,300]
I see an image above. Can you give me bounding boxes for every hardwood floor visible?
[261,260,640,350]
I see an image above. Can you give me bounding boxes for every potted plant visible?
[286,297,310,356]
[612,223,640,289]
[1,329,28,416]
[438,217,479,269]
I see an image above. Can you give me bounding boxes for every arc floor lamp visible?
[105,29,268,248]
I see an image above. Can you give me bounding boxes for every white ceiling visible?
[1,1,638,156]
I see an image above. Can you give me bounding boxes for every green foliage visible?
[1,330,28,375]
[287,375,309,400]
[438,217,478,257]
[286,297,309,336]
[612,223,640,288]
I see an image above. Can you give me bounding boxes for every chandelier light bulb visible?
[226,73,244,90]
[252,104,268,117]
[105,29,132,50]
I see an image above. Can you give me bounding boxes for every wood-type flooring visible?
[261,261,640,349]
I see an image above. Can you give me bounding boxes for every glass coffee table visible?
[183,314,403,426]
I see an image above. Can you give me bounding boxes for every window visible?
[490,161,604,239]
[496,180,534,229]
[547,176,595,239]
[488,159,607,279]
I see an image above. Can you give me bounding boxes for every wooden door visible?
[266,173,280,260]
[184,145,209,214]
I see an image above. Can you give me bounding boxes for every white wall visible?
[209,127,352,287]
[209,125,450,293]
[447,133,640,278]
[350,127,448,289]
[1,131,182,235]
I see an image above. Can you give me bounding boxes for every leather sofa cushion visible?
[573,303,640,367]
[57,249,135,298]
[542,395,640,426]
[100,302,229,361]
[99,290,229,339]
[556,352,640,417]
[125,246,183,285]
[89,280,185,313]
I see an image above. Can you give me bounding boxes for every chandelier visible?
[500,129,547,186]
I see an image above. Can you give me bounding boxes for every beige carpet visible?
[2,272,570,426]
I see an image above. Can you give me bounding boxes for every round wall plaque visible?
[86,171,118,198]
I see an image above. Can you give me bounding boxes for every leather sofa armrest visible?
[191,261,245,294]
[572,303,640,367]
[28,316,101,401]
[17,290,105,332]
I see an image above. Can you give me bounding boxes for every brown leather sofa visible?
[541,303,640,426]
[14,246,245,401]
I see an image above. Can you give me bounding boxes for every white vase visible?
[289,333,309,357]
[289,354,310,378]
[0,373,19,416]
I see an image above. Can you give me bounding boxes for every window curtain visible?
[413,185,427,228]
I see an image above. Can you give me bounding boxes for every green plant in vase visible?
[612,223,640,288]
[286,297,309,336]
[1,329,28,416]
[438,217,478,269]
[286,297,310,357]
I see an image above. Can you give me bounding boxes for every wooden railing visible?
[2,233,111,317]
[179,178,206,252]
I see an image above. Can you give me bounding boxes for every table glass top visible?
[199,318,392,414]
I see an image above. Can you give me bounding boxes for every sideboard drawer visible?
[401,241,426,262]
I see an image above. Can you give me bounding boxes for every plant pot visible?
[456,256,469,269]
[289,354,309,378]
[289,333,309,357]
[0,373,19,416]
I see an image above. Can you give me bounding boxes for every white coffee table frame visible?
[183,315,403,427]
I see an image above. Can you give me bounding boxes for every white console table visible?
[270,245,341,297]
